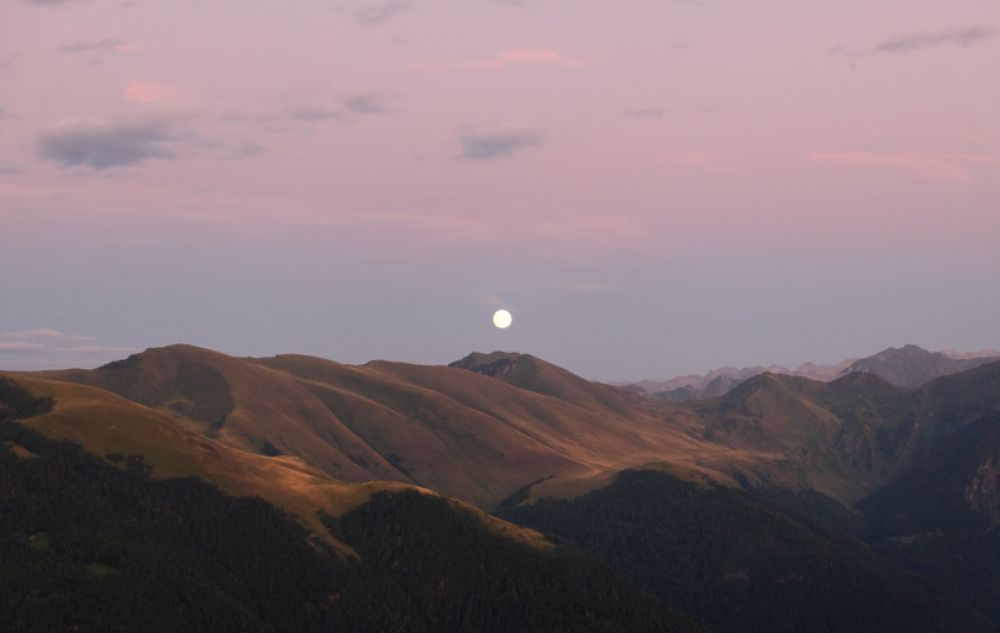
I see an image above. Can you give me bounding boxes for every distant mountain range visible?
[620,344,1000,400]
[4,343,1000,631]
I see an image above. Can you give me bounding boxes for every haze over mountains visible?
[623,344,1000,400]
[4,343,1000,632]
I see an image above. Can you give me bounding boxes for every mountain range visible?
[622,344,1000,400]
[4,343,1000,632]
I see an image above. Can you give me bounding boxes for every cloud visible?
[411,48,587,71]
[224,104,360,128]
[58,345,138,354]
[624,108,668,119]
[458,125,543,160]
[196,137,266,159]
[36,113,191,170]
[122,81,187,104]
[808,151,997,182]
[60,39,129,54]
[875,26,994,53]
[0,342,44,352]
[2,329,73,340]
[284,107,348,122]
[830,45,865,59]
[0,329,138,370]
[343,93,389,114]
[355,0,412,26]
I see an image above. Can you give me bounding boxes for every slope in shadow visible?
[501,469,995,633]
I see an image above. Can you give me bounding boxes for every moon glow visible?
[492,309,513,329]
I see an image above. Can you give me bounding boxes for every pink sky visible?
[1,0,998,378]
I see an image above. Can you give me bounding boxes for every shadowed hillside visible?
[857,410,1000,623]
[501,469,996,633]
[687,363,1000,505]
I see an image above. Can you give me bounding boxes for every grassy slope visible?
[36,345,787,509]
[29,345,1000,513]
[261,352,796,504]
[1,374,548,554]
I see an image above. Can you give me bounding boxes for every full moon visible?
[492,309,513,329]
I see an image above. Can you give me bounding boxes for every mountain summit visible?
[839,344,1000,388]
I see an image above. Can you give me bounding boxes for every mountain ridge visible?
[16,344,1000,514]
[618,344,999,400]
[8,346,1000,631]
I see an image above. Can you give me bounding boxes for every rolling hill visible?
[22,344,1000,513]
[7,346,1000,631]
[0,374,544,556]
[20,344,1000,513]
[27,345,794,509]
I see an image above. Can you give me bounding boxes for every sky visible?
[1,0,998,380]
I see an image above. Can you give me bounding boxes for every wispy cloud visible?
[195,137,266,160]
[284,107,348,122]
[355,0,412,26]
[0,329,137,370]
[458,125,543,160]
[37,112,192,170]
[876,26,995,53]
[833,26,995,64]
[343,93,389,114]
[60,39,130,54]
[225,96,390,129]
[411,49,587,71]
[623,108,668,119]
[2,329,84,340]
[808,151,997,182]
[0,342,44,352]
[122,81,188,104]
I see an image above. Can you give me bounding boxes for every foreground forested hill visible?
[0,379,703,633]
